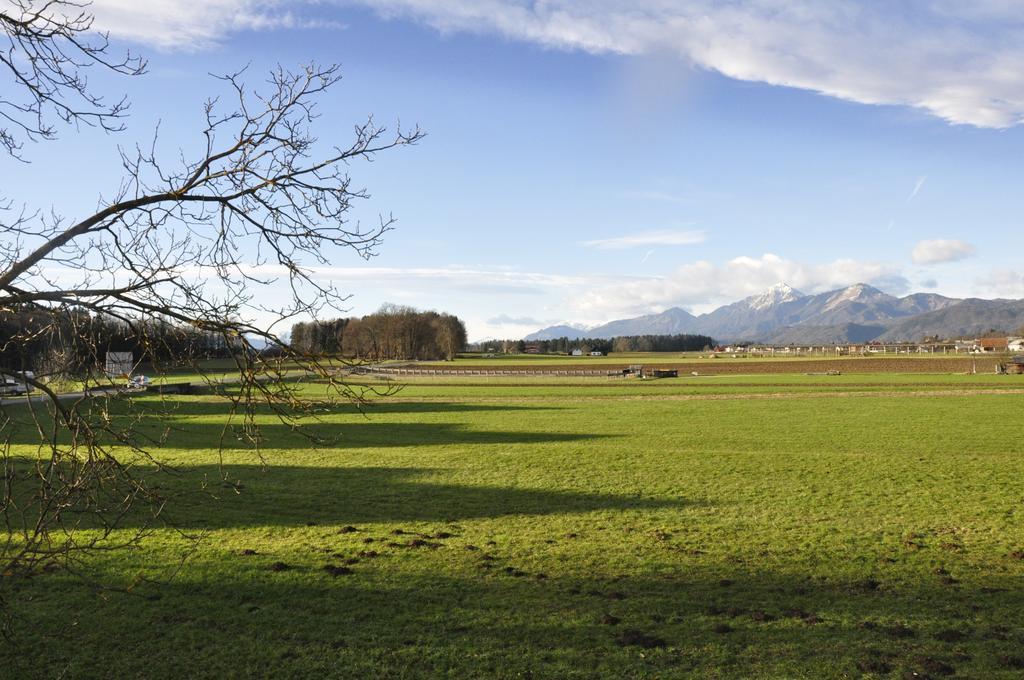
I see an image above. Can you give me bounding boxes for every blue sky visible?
[7,1,1024,340]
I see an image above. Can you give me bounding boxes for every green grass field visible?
[3,372,1024,678]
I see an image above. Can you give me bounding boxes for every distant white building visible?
[104,351,134,377]
[571,348,583,356]
[590,351,603,356]
[1008,337,1024,352]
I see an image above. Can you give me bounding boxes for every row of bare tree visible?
[290,305,466,361]
[0,306,240,378]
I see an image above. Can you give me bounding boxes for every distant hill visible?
[524,324,590,341]
[587,307,698,338]
[524,283,1024,343]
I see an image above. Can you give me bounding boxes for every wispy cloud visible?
[83,2,1024,128]
[89,1,343,50]
[911,239,976,265]
[582,229,706,250]
[352,1,1024,129]
[907,176,927,202]
[487,314,543,325]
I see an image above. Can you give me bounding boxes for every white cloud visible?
[907,176,927,202]
[976,269,1024,298]
[233,264,592,294]
[570,253,908,319]
[581,229,706,250]
[89,1,341,50]
[911,239,976,265]
[80,2,1024,127]
[352,0,1024,129]
[486,313,543,325]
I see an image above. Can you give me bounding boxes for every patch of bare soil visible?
[615,630,667,648]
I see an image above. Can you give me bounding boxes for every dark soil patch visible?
[883,624,917,639]
[913,656,954,676]
[998,655,1024,669]
[718,579,733,587]
[1010,549,1024,560]
[781,608,810,619]
[600,614,621,626]
[464,545,479,551]
[856,658,892,674]
[432,532,454,539]
[405,539,441,549]
[357,550,379,559]
[390,529,406,536]
[712,623,734,634]
[338,526,359,534]
[502,567,528,577]
[534,573,548,580]
[267,562,291,572]
[933,629,968,642]
[857,578,882,591]
[938,575,959,586]
[984,626,1010,640]
[750,610,776,622]
[362,537,375,544]
[240,549,257,556]
[322,565,354,577]
[803,614,821,625]
[343,558,359,565]
[615,629,666,649]
[565,533,579,539]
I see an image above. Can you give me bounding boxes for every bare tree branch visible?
[0,61,423,582]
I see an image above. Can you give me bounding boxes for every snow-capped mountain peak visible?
[823,283,886,311]
[745,282,805,310]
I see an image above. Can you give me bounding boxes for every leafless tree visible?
[0,52,422,584]
[1,0,145,158]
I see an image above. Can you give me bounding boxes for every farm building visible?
[589,351,603,356]
[1008,337,1024,352]
[571,349,583,356]
[976,337,1008,352]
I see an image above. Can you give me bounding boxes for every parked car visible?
[126,375,150,389]
[0,371,34,396]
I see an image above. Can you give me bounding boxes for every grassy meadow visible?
[3,369,1024,678]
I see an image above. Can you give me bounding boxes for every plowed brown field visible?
[413,356,1002,375]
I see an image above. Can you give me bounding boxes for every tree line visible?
[289,305,467,361]
[0,306,240,377]
[469,333,715,355]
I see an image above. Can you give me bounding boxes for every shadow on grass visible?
[4,561,1023,678]
[1,398,576,449]
[155,464,688,527]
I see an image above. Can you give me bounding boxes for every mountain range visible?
[525,283,1024,343]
